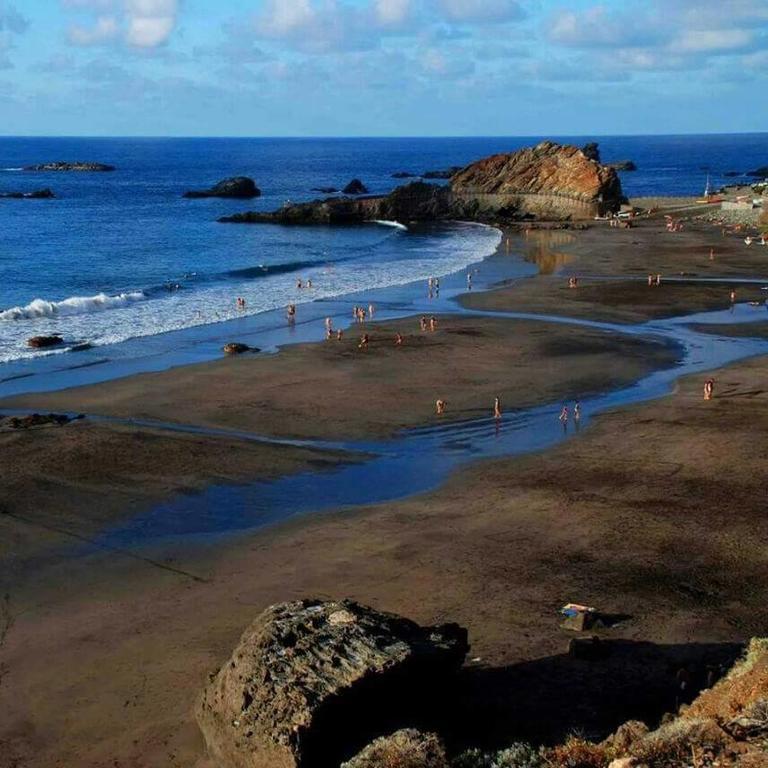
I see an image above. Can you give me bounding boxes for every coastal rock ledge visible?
[196,598,469,768]
[23,161,115,172]
[220,141,624,225]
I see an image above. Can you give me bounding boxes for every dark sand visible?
[2,213,768,768]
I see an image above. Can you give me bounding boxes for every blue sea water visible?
[0,134,765,365]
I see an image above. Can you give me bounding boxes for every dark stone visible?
[747,166,768,177]
[422,167,462,179]
[222,342,253,355]
[582,142,601,162]
[23,162,114,172]
[184,176,261,199]
[311,186,339,194]
[723,171,742,177]
[0,188,55,199]
[197,598,468,768]
[27,335,63,349]
[607,161,637,172]
[391,172,417,179]
[342,179,369,195]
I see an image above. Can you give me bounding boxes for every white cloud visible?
[64,0,178,48]
[0,1,29,69]
[438,0,524,24]
[374,0,411,26]
[676,29,754,53]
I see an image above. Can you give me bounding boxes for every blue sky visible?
[1,0,767,136]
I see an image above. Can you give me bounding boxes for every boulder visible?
[341,730,448,768]
[582,142,601,162]
[223,343,252,355]
[196,598,468,768]
[27,335,63,349]
[422,167,462,179]
[184,177,261,199]
[310,187,339,194]
[342,179,369,195]
[0,188,55,199]
[23,161,114,172]
[608,161,637,172]
[392,172,418,179]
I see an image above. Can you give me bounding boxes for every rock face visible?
[582,142,601,162]
[450,141,623,218]
[341,730,448,768]
[23,161,114,172]
[27,335,63,348]
[342,179,369,195]
[184,177,261,199]
[0,188,54,199]
[608,160,637,172]
[222,142,623,226]
[196,598,468,768]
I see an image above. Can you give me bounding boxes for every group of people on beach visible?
[296,278,313,290]
[559,402,581,430]
[647,273,663,286]
[420,315,438,332]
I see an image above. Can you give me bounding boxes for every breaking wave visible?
[0,291,148,321]
[372,220,408,231]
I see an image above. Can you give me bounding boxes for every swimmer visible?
[287,303,296,322]
[296,279,303,290]
[368,303,375,318]
[325,316,333,329]
[307,279,313,289]
[559,405,569,425]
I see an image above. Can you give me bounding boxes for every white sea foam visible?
[0,291,147,321]
[372,219,408,231]
[1,167,23,171]
[0,224,501,364]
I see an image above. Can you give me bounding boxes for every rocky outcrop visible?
[423,167,462,179]
[310,186,339,194]
[196,598,468,768]
[221,142,624,226]
[342,179,369,195]
[608,161,637,172]
[582,142,601,162]
[184,177,260,199]
[23,162,114,172]
[747,166,768,177]
[1,413,85,430]
[27,335,63,348]
[392,171,417,179]
[0,188,54,199]
[341,730,448,768]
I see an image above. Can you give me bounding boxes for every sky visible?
[0,0,767,137]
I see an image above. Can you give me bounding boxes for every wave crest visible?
[0,291,147,321]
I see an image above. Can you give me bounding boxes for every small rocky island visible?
[220,141,624,226]
[23,161,115,172]
[0,188,54,199]
[183,176,261,199]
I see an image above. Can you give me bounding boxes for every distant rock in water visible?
[582,142,601,162]
[0,188,54,199]
[27,335,64,349]
[220,141,624,225]
[311,186,339,194]
[607,160,637,172]
[724,171,743,177]
[391,171,417,178]
[748,165,768,177]
[196,598,468,768]
[342,178,369,195]
[183,176,261,199]
[422,166,462,179]
[23,161,115,172]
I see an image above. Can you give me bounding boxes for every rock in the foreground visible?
[184,177,261,199]
[27,335,63,348]
[342,729,448,768]
[23,161,115,172]
[197,598,468,768]
[0,188,55,199]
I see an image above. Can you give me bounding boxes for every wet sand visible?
[2,213,768,767]
[464,220,768,323]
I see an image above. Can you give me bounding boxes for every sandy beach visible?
[2,213,768,767]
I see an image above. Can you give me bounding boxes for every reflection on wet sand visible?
[522,230,575,275]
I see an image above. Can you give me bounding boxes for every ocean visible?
[1,134,766,368]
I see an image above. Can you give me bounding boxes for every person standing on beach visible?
[336,329,343,341]
[358,333,369,350]
[429,316,437,332]
[287,304,296,323]
[395,333,403,346]
[704,379,714,400]
[559,405,569,430]
[368,303,375,318]
[325,316,333,330]
[494,397,502,420]
[435,399,446,415]
[730,289,736,304]
[420,316,428,332]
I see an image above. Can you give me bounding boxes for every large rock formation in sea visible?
[220,141,624,226]
[196,598,468,768]
[23,161,115,172]
[184,177,261,199]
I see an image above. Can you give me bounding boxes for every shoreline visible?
[4,211,768,767]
